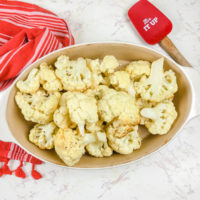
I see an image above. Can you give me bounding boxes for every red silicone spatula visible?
[128,0,192,67]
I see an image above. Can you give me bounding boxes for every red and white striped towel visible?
[0,0,74,91]
[0,140,43,179]
[0,0,74,179]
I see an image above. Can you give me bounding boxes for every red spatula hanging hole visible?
[128,0,192,67]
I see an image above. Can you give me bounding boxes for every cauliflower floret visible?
[16,68,40,93]
[140,101,177,135]
[86,58,101,73]
[54,128,86,166]
[86,131,113,157]
[39,62,62,92]
[55,57,92,91]
[107,119,136,138]
[134,58,178,102]
[29,122,56,149]
[36,90,61,115]
[100,55,119,75]
[125,60,151,80]
[86,58,104,87]
[63,92,98,136]
[98,89,140,125]
[54,128,101,166]
[15,90,60,124]
[135,98,157,125]
[54,55,70,69]
[109,71,135,96]
[53,106,76,129]
[106,124,141,154]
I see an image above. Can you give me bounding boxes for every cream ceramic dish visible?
[5,42,200,168]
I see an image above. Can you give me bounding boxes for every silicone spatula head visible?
[128,0,172,45]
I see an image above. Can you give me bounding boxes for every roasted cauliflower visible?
[15,90,60,124]
[54,128,86,166]
[29,122,56,149]
[15,55,179,167]
[109,71,135,96]
[16,68,40,93]
[54,55,70,69]
[100,55,119,75]
[53,106,76,129]
[125,60,151,80]
[140,101,177,135]
[64,92,98,136]
[86,58,104,87]
[39,62,62,92]
[107,119,136,138]
[54,128,102,166]
[135,58,178,102]
[86,131,113,157]
[135,98,157,125]
[55,56,92,91]
[98,88,140,124]
[106,124,141,154]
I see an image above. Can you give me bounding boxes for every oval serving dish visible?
[5,42,200,168]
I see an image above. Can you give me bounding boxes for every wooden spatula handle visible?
[159,36,192,67]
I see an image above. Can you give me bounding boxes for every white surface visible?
[0,0,200,199]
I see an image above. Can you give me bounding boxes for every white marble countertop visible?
[0,0,200,199]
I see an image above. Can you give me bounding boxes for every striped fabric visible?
[0,0,74,179]
[0,0,74,91]
[0,140,43,179]
[0,141,42,164]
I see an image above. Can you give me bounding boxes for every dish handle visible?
[181,66,200,120]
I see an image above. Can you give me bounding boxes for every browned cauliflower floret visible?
[16,68,40,93]
[86,131,113,157]
[107,119,136,138]
[140,101,177,135]
[55,56,92,92]
[106,124,141,154]
[53,106,76,129]
[109,71,135,96]
[39,62,62,92]
[100,55,119,75]
[63,92,98,136]
[15,90,60,124]
[54,128,100,166]
[54,128,86,166]
[134,58,178,102]
[98,88,140,125]
[29,122,56,149]
[125,60,151,80]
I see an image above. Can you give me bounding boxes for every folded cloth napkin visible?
[0,0,74,179]
[0,0,74,91]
